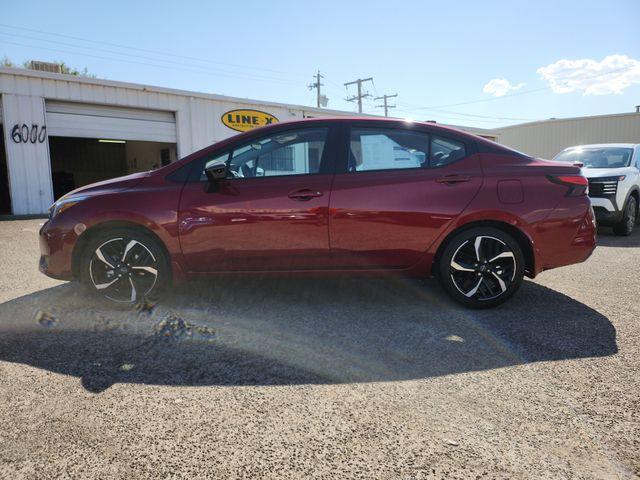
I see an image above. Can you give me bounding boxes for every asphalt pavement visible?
[0,219,638,479]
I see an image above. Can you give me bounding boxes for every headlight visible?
[49,195,89,218]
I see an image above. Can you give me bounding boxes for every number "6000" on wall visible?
[11,123,47,144]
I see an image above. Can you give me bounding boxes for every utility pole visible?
[308,70,325,108]
[344,77,373,113]
[374,93,398,117]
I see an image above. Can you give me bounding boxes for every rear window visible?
[430,136,467,167]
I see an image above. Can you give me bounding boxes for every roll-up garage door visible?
[45,101,176,143]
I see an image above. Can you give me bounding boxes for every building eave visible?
[0,66,377,118]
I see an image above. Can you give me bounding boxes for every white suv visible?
[554,144,640,236]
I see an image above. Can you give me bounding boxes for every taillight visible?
[547,175,589,196]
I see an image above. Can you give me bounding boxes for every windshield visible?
[554,147,633,168]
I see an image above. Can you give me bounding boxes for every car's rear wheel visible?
[438,227,525,309]
[80,228,169,304]
[613,195,637,236]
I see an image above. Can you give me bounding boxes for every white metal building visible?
[493,112,640,160]
[0,67,371,216]
[4,66,636,216]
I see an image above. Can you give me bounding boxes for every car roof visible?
[561,143,639,150]
[275,116,473,135]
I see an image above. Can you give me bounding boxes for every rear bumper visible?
[532,201,597,275]
[39,218,78,281]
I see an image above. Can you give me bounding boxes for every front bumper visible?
[39,218,78,281]
[592,206,623,226]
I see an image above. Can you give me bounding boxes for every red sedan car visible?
[39,118,596,308]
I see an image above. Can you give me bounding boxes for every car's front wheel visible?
[80,227,169,304]
[613,195,637,236]
[438,227,525,309]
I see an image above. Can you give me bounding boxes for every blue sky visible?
[2,0,639,128]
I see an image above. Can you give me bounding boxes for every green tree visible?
[0,56,96,78]
[1,55,16,68]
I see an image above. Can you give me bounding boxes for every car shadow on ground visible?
[0,277,617,393]
[597,226,640,247]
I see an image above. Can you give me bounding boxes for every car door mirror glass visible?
[204,161,228,182]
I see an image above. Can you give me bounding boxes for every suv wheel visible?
[438,227,525,309]
[613,196,637,236]
[80,228,169,303]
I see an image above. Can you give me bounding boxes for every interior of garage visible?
[48,137,177,200]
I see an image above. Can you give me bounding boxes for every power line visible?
[4,22,633,122]
[375,93,397,117]
[395,102,537,121]
[0,39,302,85]
[393,109,523,126]
[0,31,300,84]
[344,77,373,113]
[0,23,305,78]
[320,74,346,90]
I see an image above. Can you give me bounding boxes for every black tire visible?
[438,227,525,309]
[80,227,170,304]
[612,195,637,236]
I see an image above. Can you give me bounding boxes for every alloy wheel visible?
[89,237,159,303]
[449,235,517,301]
[626,197,637,231]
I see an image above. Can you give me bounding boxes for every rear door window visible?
[348,128,429,172]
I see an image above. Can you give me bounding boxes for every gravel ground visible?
[0,219,638,479]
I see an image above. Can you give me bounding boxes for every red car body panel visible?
[178,173,334,271]
[38,117,596,285]
[328,154,483,269]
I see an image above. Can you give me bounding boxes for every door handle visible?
[288,189,324,201]
[436,175,471,185]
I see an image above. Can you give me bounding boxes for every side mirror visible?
[204,161,228,182]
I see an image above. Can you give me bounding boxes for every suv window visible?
[430,136,467,168]
[227,128,327,178]
[554,147,633,168]
[349,128,429,172]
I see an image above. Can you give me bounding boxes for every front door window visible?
[228,128,328,178]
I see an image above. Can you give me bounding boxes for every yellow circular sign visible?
[221,109,279,132]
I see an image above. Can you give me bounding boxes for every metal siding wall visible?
[0,70,361,213]
[174,97,192,159]
[46,112,177,142]
[1,93,54,214]
[177,97,309,156]
[497,115,640,159]
[211,101,302,144]
[45,101,177,142]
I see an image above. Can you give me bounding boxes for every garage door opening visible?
[0,125,11,214]
[48,137,177,200]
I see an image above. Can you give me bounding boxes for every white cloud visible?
[537,54,640,95]
[483,78,525,97]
